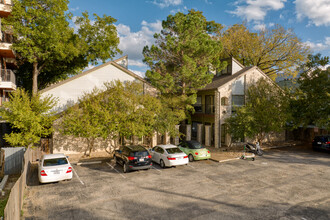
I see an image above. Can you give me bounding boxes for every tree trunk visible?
[32,62,39,96]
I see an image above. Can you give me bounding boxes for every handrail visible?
[0,69,16,84]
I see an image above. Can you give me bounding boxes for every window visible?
[166,148,182,154]
[221,97,229,106]
[43,158,68,166]
[216,64,232,76]
[205,95,214,114]
[194,96,202,112]
[232,95,245,112]
[232,95,245,106]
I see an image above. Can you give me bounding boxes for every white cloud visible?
[69,6,79,12]
[253,23,266,31]
[229,0,287,22]
[129,69,145,78]
[295,0,330,26]
[116,20,162,67]
[304,37,330,52]
[150,0,183,8]
[204,0,212,5]
[170,6,188,14]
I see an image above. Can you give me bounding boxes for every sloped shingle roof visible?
[199,66,254,91]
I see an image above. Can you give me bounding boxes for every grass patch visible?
[0,189,10,217]
[0,174,20,218]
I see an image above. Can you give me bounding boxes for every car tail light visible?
[326,142,330,144]
[184,156,188,158]
[66,167,72,173]
[147,155,152,158]
[207,151,210,153]
[40,170,47,176]
[195,152,199,155]
[127,156,136,161]
[167,157,176,160]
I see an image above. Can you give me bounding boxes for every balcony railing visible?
[0,0,13,6]
[193,104,215,114]
[0,31,13,44]
[1,69,15,84]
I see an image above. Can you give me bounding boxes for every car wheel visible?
[188,154,194,162]
[160,159,165,168]
[123,163,128,173]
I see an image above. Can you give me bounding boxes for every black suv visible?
[113,145,152,173]
[312,135,330,152]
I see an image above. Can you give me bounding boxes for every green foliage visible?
[219,24,310,80]
[4,0,120,94]
[0,88,57,147]
[60,81,181,155]
[290,54,330,130]
[143,9,225,119]
[226,78,290,144]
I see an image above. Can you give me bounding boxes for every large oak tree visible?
[219,24,310,80]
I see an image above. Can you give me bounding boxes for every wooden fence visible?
[4,147,42,220]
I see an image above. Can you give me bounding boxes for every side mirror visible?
[66,156,69,158]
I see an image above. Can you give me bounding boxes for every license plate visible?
[317,142,321,144]
[52,170,60,174]
[139,158,144,162]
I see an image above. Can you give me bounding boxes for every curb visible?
[0,175,9,191]
[210,157,241,163]
[76,161,102,166]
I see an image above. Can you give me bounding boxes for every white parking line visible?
[106,162,126,179]
[71,167,84,185]
[151,165,162,172]
[187,164,195,169]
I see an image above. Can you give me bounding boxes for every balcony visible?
[193,104,215,115]
[0,0,12,17]
[0,32,15,58]
[0,69,16,90]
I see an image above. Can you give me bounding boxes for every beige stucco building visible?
[191,57,284,148]
[40,56,156,154]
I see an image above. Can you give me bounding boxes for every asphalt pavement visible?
[22,146,330,220]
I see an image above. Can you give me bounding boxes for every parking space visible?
[23,147,330,220]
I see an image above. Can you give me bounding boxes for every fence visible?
[2,148,25,175]
[4,147,41,220]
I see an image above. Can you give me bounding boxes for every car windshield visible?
[316,136,330,142]
[43,158,68,166]
[131,151,149,157]
[166,147,182,154]
[188,141,205,149]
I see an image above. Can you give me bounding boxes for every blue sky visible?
[69,0,330,76]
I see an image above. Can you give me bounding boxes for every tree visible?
[226,78,290,144]
[60,81,180,156]
[219,24,310,80]
[290,54,330,130]
[4,0,121,95]
[0,88,57,147]
[143,9,225,119]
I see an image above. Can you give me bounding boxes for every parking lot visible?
[23,147,330,220]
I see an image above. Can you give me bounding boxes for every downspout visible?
[217,89,221,148]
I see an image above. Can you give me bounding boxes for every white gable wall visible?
[231,59,244,74]
[41,63,136,113]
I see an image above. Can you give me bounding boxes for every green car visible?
[178,140,211,162]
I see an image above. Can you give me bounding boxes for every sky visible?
[68,0,330,77]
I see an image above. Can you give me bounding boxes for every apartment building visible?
[0,0,16,106]
[0,0,16,147]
